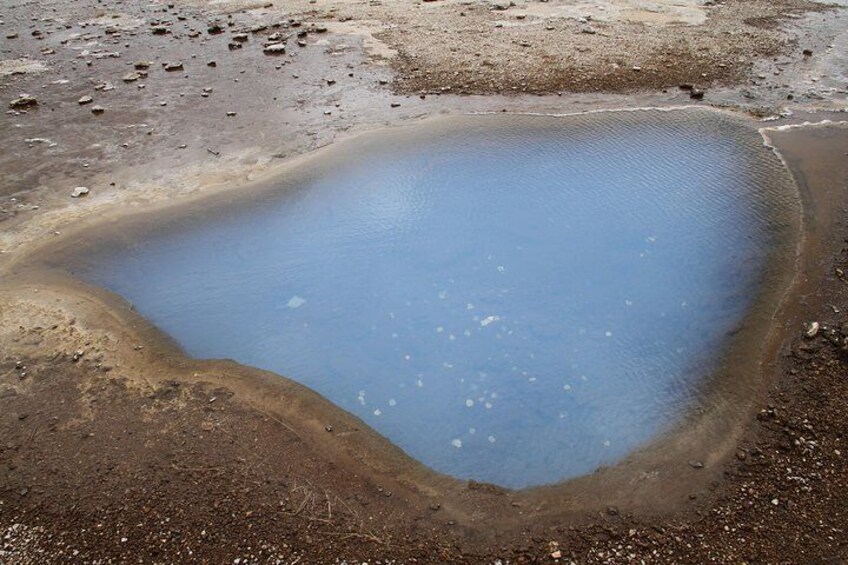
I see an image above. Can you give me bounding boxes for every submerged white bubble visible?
[480,315,500,327]
[286,295,307,309]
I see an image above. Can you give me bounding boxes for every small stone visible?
[802,48,813,57]
[688,460,704,469]
[134,61,152,69]
[151,25,169,35]
[226,111,237,117]
[208,23,223,34]
[231,32,248,42]
[163,61,183,71]
[78,95,93,105]
[689,88,705,100]
[207,60,217,67]
[805,321,820,338]
[551,550,562,559]
[123,71,141,82]
[71,187,90,198]
[263,43,286,55]
[9,94,38,109]
[91,105,105,114]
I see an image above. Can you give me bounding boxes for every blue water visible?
[75,111,788,488]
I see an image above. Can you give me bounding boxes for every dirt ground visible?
[2,0,848,563]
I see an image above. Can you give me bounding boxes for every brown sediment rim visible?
[0,108,844,538]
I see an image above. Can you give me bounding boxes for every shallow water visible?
[73,110,796,488]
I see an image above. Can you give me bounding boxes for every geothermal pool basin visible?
[63,110,799,488]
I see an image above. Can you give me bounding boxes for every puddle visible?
[63,109,799,488]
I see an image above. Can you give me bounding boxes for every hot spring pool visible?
[69,110,798,488]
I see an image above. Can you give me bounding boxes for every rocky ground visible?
[2,0,848,563]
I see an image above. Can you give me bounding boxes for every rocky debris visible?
[207,22,223,34]
[5,32,18,39]
[207,61,217,67]
[78,95,93,105]
[231,32,248,42]
[163,61,183,71]
[134,61,152,70]
[91,105,105,114]
[71,187,90,198]
[263,43,286,55]
[690,88,705,100]
[9,94,37,109]
[151,25,169,35]
[122,71,142,82]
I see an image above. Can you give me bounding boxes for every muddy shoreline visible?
[2,0,848,562]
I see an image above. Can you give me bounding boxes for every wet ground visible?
[1,0,848,563]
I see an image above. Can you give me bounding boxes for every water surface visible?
[72,110,796,488]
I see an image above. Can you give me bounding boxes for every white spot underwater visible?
[480,315,500,327]
[286,295,306,309]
